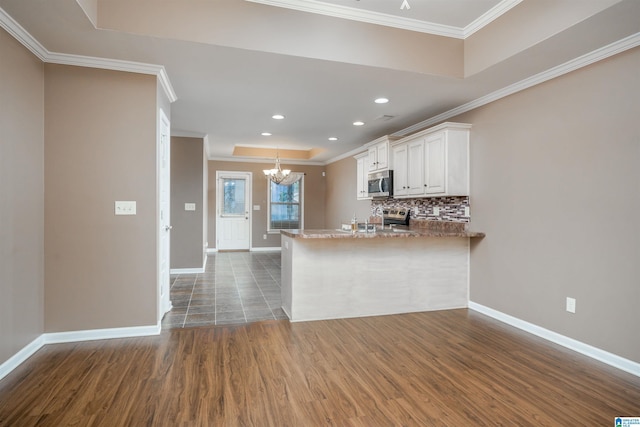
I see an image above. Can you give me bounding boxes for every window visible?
[268,178,303,231]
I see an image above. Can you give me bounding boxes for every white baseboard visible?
[0,323,161,382]
[207,247,280,253]
[0,335,45,382]
[250,247,281,252]
[469,301,640,378]
[170,267,204,274]
[169,254,208,275]
[44,323,161,344]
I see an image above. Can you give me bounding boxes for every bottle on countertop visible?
[351,213,358,232]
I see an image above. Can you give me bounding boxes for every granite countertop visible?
[280,221,485,239]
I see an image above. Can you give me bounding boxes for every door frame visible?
[157,108,172,323]
[215,171,252,251]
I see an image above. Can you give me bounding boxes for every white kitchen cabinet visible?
[392,143,408,196]
[354,152,371,200]
[407,139,425,195]
[390,122,470,198]
[366,136,394,172]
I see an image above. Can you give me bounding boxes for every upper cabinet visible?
[366,136,396,172]
[354,152,371,200]
[391,122,471,198]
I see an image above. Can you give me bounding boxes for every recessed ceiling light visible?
[353,121,365,126]
[272,114,285,120]
[375,97,389,104]
[328,137,338,141]
[261,132,272,136]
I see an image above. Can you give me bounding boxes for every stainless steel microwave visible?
[367,170,393,198]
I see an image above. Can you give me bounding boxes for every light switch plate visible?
[253,205,261,211]
[566,297,576,313]
[185,203,196,211]
[115,201,136,215]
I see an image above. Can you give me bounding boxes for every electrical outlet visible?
[464,206,470,217]
[566,297,576,313]
[433,207,440,216]
[263,234,267,240]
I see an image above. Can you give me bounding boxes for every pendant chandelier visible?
[263,153,291,185]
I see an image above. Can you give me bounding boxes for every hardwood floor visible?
[1,309,638,426]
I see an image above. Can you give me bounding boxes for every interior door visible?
[158,108,172,320]
[216,172,251,250]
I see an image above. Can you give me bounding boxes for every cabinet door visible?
[356,156,369,199]
[376,143,389,170]
[425,133,445,194]
[367,146,378,171]
[407,139,425,195]
[392,143,408,196]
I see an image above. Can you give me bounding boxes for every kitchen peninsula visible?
[280,223,484,322]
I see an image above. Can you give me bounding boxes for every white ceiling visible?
[0,0,638,164]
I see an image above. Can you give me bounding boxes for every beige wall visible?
[171,137,205,269]
[208,161,326,249]
[0,28,45,365]
[454,46,640,363]
[325,156,372,229]
[464,0,622,77]
[44,64,158,332]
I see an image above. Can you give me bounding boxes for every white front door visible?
[158,109,172,320]
[216,172,251,251]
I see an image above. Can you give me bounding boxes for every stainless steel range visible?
[383,208,410,228]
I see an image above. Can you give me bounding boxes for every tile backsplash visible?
[371,196,470,223]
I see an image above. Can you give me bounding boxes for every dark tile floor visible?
[161,251,287,329]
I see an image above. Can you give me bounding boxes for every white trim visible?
[0,324,161,382]
[0,6,177,103]
[206,247,218,254]
[469,301,640,378]
[463,0,522,38]
[171,253,207,274]
[392,32,640,138]
[327,145,370,165]
[0,335,45,382]
[208,155,325,166]
[170,267,204,274]
[44,324,161,345]
[245,0,520,39]
[250,246,282,252]
[0,7,47,61]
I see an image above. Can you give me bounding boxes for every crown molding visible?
[246,0,463,38]
[0,7,47,60]
[246,0,521,39]
[0,6,177,103]
[208,156,325,166]
[325,145,370,165]
[463,0,522,38]
[392,32,640,137]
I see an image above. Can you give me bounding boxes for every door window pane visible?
[223,178,246,216]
